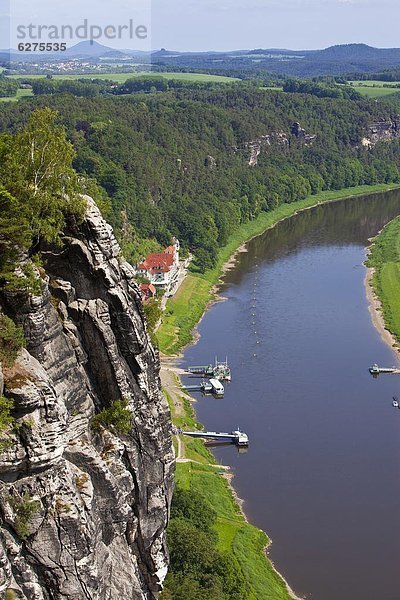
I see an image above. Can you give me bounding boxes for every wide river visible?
[181,190,400,600]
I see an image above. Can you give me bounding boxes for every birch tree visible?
[3,108,85,244]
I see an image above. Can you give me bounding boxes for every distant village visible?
[134,238,188,304]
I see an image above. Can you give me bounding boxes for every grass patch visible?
[234,527,292,600]
[158,183,400,355]
[0,88,34,102]
[157,276,211,353]
[367,215,400,346]
[347,81,400,98]
[184,437,215,464]
[354,86,398,98]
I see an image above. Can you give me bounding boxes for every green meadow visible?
[367,215,400,347]
[0,88,34,102]
[349,80,400,98]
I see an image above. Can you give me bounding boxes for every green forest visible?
[1,85,400,270]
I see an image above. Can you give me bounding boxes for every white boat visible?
[209,378,224,397]
[231,430,249,446]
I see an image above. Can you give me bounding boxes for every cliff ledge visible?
[0,197,174,599]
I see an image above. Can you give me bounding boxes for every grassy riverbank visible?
[367,215,400,347]
[158,183,400,355]
[163,384,293,600]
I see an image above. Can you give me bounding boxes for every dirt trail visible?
[160,358,191,418]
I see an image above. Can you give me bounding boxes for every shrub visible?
[0,395,15,452]
[76,473,90,491]
[167,518,219,577]
[171,488,217,535]
[91,399,132,435]
[0,315,25,366]
[144,300,162,347]
[162,572,222,600]
[166,518,247,598]
[8,493,41,540]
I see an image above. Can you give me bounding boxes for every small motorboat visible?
[392,396,399,408]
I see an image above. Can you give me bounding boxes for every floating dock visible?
[183,379,225,397]
[369,363,400,376]
[187,358,231,381]
[181,429,249,447]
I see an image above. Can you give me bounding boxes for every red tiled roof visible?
[140,283,156,296]
[139,246,176,273]
[151,265,170,274]
[150,252,174,266]
[139,252,173,272]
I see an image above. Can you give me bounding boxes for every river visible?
[181,190,400,600]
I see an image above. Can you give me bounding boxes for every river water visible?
[181,191,400,600]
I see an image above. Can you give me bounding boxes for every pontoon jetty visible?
[181,429,249,447]
[183,378,225,397]
[369,363,400,376]
[187,358,231,381]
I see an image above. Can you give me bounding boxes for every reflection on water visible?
[182,190,400,600]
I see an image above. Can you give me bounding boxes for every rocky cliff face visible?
[245,122,316,166]
[361,119,400,147]
[0,197,174,599]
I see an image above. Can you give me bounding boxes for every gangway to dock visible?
[181,429,249,447]
[183,381,212,393]
[369,363,400,376]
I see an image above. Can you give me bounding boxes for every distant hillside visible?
[63,41,126,58]
[0,41,140,63]
[4,42,400,77]
[151,44,400,78]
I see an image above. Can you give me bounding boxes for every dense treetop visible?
[0,108,85,292]
[0,87,399,270]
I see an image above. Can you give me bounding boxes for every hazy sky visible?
[152,0,400,51]
[1,0,399,51]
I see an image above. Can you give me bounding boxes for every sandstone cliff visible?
[0,197,174,599]
[361,119,400,148]
[245,122,316,166]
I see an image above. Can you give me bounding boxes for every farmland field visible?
[0,88,34,102]
[349,80,400,98]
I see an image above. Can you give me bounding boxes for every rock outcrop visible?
[245,123,316,166]
[0,197,174,599]
[290,122,317,144]
[361,119,400,148]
